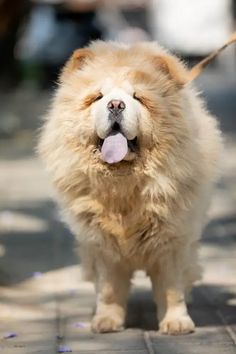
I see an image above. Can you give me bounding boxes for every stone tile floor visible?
[0,136,235,353]
[0,69,235,353]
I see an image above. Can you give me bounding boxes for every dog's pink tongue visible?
[101,132,128,164]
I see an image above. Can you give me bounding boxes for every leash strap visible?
[188,32,236,81]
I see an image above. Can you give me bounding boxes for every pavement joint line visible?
[144,331,155,354]
[216,309,236,346]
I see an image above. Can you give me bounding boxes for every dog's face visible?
[50,42,190,174]
[91,82,140,163]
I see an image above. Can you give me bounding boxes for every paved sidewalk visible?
[0,136,235,353]
[0,70,236,353]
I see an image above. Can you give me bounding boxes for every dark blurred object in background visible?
[17,0,103,88]
[0,0,29,89]
[0,0,149,138]
[0,0,149,90]
[0,0,235,138]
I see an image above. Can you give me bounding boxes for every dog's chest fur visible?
[68,175,181,264]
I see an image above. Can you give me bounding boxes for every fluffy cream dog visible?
[38,41,222,335]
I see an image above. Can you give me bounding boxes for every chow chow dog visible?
[38,41,222,335]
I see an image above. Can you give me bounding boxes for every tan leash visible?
[188,32,236,81]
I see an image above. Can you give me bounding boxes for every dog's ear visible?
[60,48,92,81]
[67,48,92,71]
[153,54,188,88]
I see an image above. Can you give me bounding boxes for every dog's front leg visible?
[150,247,195,335]
[91,258,131,333]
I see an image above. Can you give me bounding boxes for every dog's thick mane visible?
[38,39,224,335]
[39,41,221,263]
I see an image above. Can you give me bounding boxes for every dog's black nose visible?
[107,100,126,115]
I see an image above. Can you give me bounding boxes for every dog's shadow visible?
[126,285,236,330]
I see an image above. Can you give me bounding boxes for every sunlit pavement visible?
[0,66,235,353]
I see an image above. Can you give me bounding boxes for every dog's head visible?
[41,41,192,177]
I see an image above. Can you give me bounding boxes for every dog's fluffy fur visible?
[38,41,222,334]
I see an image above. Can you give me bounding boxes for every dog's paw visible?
[160,314,195,335]
[91,314,124,333]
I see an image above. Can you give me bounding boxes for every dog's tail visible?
[188,32,236,82]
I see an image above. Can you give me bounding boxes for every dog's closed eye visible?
[83,92,103,108]
[133,92,143,103]
[93,92,103,102]
[133,92,157,113]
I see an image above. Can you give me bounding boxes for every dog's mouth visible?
[97,123,138,164]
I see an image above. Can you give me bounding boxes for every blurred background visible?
[0,0,236,145]
[0,0,235,351]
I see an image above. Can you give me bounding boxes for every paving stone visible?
[63,331,147,353]
[0,320,57,354]
[150,329,236,354]
[0,72,236,353]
